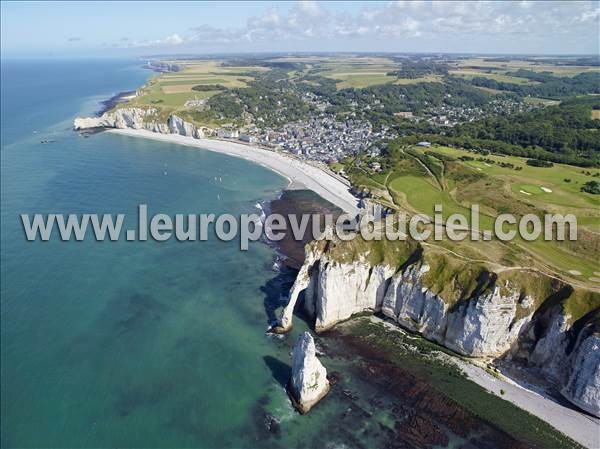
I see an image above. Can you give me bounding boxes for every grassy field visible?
[328,72,444,89]
[524,97,561,106]
[389,175,482,223]
[315,56,445,89]
[429,146,600,210]
[355,144,600,286]
[449,69,538,85]
[473,86,505,95]
[394,74,444,85]
[319,59,397,89]
[330,72,397,89]
[129,60,265,109]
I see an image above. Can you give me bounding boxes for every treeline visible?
[310,77,487,114]
[452,97,600,160]
[397,134,598,167]
[482,56,600,66]
[387,58,449,79]
[465,71,600,99]
[394,97,600,167]
[222,59,306,72]
[192,84,227,92]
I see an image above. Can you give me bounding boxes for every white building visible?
[239,133,257,144]
[217,128,239,139]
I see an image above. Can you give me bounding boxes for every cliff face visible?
[279,238,600,417]
[562,332,600,416]
[73,108,205,139]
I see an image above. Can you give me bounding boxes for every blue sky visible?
[1,1,599,57]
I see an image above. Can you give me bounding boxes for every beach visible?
[370,316,600,449]
[109,128,360,216]
[456,358,600,448]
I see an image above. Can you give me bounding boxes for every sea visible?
[0,59,557,449]
[1,59,311,448]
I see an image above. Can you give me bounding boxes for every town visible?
[211,95,540,165]
[216,113,393,164]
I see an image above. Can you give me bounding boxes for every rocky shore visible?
[323,318,588,449]
[274,237,599,443]
[97,91,138,116]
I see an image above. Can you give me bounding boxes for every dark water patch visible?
[114,291,172,335]
[58,289,174,367]
[113,378,174,418]
[259,189,341,326]
[263,356,291,389]
[97,90,137,116]
[247,395,285,449]
[261,264,298,324]
[267,189,342,269]
[165,392,224,444]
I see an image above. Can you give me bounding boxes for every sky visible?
[1,1,599,57]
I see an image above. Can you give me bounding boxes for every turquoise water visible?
[2,59,418,449]
[1,60,321,448]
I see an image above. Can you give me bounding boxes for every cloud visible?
[296,0,328,19]
[67,37,82,42]
[119,32,186,48]
[163,34,184,45]
[114,0,600,52]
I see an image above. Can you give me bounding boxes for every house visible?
[417,141,431,147]
[370,162,382,172]
[239,133,257,144]
[217,128,239,139]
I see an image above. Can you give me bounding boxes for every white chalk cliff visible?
[74,107,205,139]
[279,238,600,417]
[561,333,600,416]
[290,332,330,414]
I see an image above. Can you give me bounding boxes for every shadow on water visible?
[260,264,298,324]
[263,356,291,388]
[259,188,343,327]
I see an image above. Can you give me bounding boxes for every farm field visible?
[329,72,397,89]
[451,57,600,77]
[448,69,538,85]
[328,71,444,89]
[314,57,444,89]
[318,58,398,89]
[394,74,444,85]
[523,97,561,106]
[129,60,266,109]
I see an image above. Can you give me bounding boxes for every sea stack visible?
[289,332,330,414]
